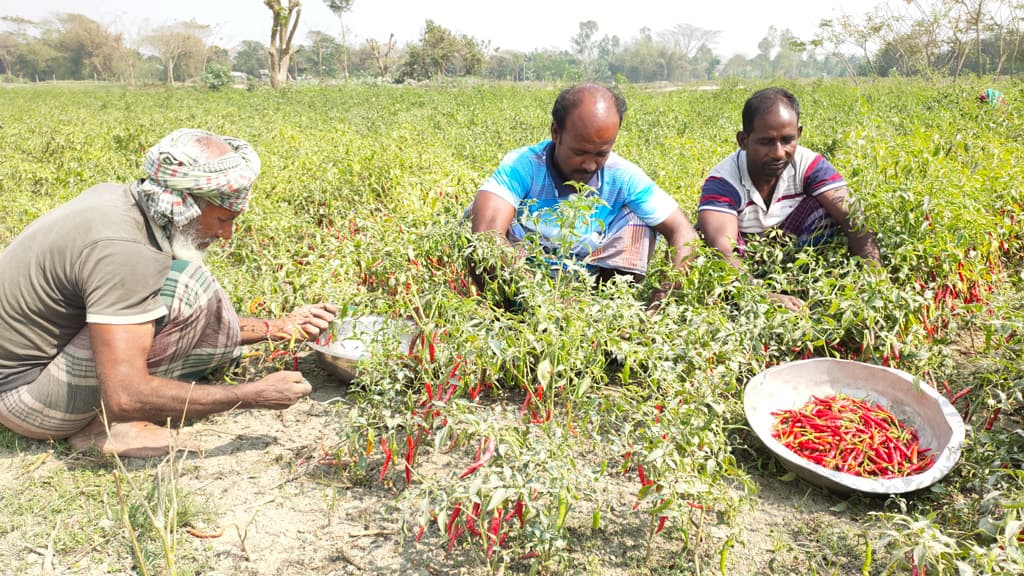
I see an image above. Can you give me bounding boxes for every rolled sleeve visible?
[698,176,742,216]
[79,240,170,324]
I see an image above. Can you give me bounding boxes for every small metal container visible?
[307,315,419,384]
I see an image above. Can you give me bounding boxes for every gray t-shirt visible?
[0,183,172,390]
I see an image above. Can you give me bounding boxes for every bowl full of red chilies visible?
[744,358,966,494]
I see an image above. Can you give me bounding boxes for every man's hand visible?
[276,303,338,341]
[238,371,312,410]
[768,292,805,312]
[653,209,699,272]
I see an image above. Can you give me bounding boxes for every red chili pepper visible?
[637,463,653,487]
[459,437,496,479]
[655,515,668,534]
[949,386,973,404]
[441,382,458,404]
[486,508,502,558]
[447,503,463,552]
[771,393,935,478]
[466,501,482,536]
[519,391,532,420]
[404,434,418,484]
[511,500,525,527]
[984,407,1002,431]
[379,437,392,481]
[446,357,463,384]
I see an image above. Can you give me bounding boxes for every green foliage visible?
[202,62,231,91]
[1,80,1023,573]
[396,20,485,82]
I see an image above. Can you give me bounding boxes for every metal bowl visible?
[744,358,965,495]
[307,315,419,384]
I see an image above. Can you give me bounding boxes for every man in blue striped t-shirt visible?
[470,83,699,308]
[697,87,881,311]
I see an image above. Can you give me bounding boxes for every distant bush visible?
[203,63,232,91]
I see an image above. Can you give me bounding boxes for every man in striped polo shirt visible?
[697,87,881,311]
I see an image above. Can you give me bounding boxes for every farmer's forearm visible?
[847,229,882,265]
[99,374,247,423]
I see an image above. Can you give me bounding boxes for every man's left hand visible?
[277,303,338,341]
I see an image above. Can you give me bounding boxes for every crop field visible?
[1,80,1023,575]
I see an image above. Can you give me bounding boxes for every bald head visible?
[181,134,234,163]
[551,84,627,131]
[548,84,626,184]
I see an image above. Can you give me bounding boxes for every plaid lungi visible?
[737,195,836,255]
[522,208,658,277]
[0,260,240,439]
[585,208,658,275]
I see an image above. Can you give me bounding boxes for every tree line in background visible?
[1,0,1021,88]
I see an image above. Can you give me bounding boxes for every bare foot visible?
[69,418,193,458]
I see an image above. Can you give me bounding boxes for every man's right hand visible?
[768,292,805,312]
[239,371,312,410]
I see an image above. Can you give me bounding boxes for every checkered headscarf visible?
[135,129,261,227]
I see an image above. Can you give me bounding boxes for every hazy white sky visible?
[2,0,882,57]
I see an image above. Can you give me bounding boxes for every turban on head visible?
[135,128,261,227]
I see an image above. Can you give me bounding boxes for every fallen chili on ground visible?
[771,394,936,478]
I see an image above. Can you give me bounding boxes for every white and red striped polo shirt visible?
[697,146,846,234]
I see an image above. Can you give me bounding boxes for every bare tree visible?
[264,0,301,88]
[323,0,354,79]
[950,0,989,77]
[366,33,395,80]
[987,0,1021,75]
[657,23,720,59]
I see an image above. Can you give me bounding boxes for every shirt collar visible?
[544,141,603,197]
[735,150,795,210]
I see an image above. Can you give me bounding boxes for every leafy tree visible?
[720,53,753,78]
[144,20,210,84]
[264,0,302,88]
[0,16,37,79]
[609,27,663,82]
[49,13,125,80]
[396,20,484,81]
[302,30,342,79]
[570,20,599,62]
[485,49,527,81]
[772,29,804,78]
[207,45,231,68]
[323,0,354,79]
[525,49,582,82]
[232,40,268,78]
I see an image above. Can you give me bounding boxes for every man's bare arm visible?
[697,209,804,312]
[470,190,516,238]
[815,187,882,264]
[696,209,744,270]
[653,208,699,271]
[237,302,339,345]
[91,323,310,423]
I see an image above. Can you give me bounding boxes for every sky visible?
[2,0,882,58]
